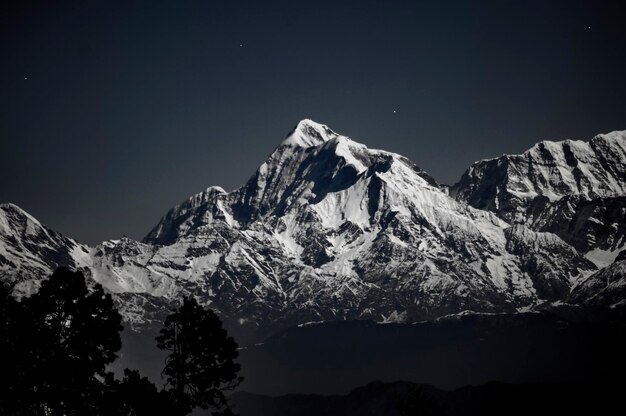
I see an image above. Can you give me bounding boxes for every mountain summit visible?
[452,130,626,266]
[1,121,624,342]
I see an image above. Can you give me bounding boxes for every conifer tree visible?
[157,297,242,415]
[18,268,122,415]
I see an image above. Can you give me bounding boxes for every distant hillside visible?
[231,380,624,416]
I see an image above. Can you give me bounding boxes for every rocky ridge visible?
[1,121,624,342]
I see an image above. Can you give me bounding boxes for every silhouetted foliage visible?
[396,387,444,416]
[98,369,179,416]
[157,297,243,415]
[0,268,123,415]
[0,281,20,413]
[1,270,243,415]
[0,281,15,354]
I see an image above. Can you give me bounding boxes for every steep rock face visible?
[0,203,91,295]
[451,131,626,266]
[452,131,626,207]
[1,121,620,342]
[502,225,596,301]
[0,205,171,328]
[568,252,626,308]
[519,195,626,266]
[92,120,595,338]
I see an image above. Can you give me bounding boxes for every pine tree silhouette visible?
[0,281,20,414]
[1,270,246,415]
[0,268,123,415]
[97,368,179,416]
[157,297,243,415]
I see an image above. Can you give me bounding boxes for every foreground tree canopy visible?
[0,268,242,416]
[157,297,243,414]
[1,268,123,415]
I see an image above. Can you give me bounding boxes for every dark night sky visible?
[1,0,624,245]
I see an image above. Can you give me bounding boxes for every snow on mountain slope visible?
[1,121,619,342]
[110,120,596,338]
[453,131,626,205]
[0,203,91,295]
[451,130,626,266]
[569,251,626,308]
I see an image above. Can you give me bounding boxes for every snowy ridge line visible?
[1,121,625,342]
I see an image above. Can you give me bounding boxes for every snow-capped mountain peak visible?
[131,120,598,341]
[0,203,91,296]
[281,119,339,148]
[146,119,441,243]
[452,129,626,267]
[454,130,626,205]
[1,122,623,342]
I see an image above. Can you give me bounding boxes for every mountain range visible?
[1,120,625,343]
